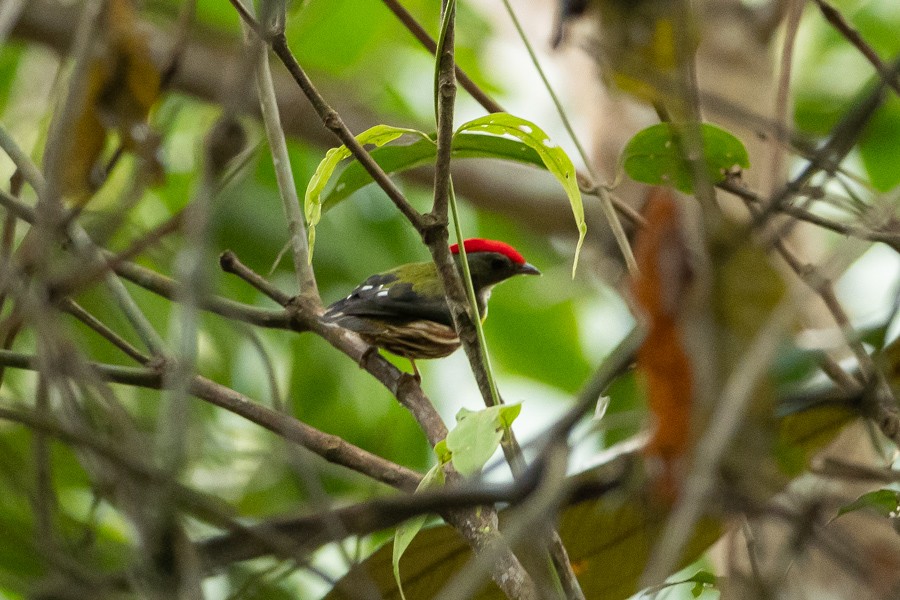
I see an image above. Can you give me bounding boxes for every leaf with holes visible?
[321,133,546,211]
[304,125,431,260]
[456,113,585,276]
[622,123,749,193]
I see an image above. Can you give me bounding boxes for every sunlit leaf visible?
[434,439,451,464]
[304,125,431,260]
[456,113,585,276]
[621,123,749,193]
[445,404,521,476]
[321,133,545,210]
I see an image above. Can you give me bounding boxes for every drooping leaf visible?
[304,125,431,260]
[836,489,900,519]
[621,123,749,193]
[321,133,545,211]
[393,463,445,600]
[456,113,586,276]
[445,404,521,476]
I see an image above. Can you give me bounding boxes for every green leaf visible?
[684,570,717,597]
[621,123,750,193]
[434,439,451,464]
[772,344,826,389]
[859,95,900,192]
[321,133,546,211]
[304,125,431,260]
[393,463,445,600]
[456,113,586,276]
[859,321,890,350]
[445,404,521,476]
[836,489,900,519]
[496,403,521,428]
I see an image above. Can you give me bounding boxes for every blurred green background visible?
[0,0,899,598]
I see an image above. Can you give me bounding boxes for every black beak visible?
[518,262,541,276]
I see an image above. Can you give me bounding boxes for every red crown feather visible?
[449,238,526,264]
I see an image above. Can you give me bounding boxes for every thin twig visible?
[53,209,186,297]
[0,186,167,356]
[258,26,426,232]
[0,126,47,200]
[0,349,422,490]
[756,56,900,224]
[380,0,642,228]
[718,179,900,251]
[219,250,292,306]
[111,257,292,329]
[251,31,319,298]
[0,402,377,579]
[379,0,504,114]
[32,375,57,552]
[61,299,150,364]
[811,0,900,97]
[766,0,803,198]
[200,445,632,569]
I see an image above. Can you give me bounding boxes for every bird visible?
[324,238,540,378]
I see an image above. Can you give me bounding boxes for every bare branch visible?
[0,349,422,490]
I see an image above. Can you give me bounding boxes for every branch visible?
[381,0,642,231]
[719,179,900,252]
[379,0,504,114]
[10,0,610,239]
[263,29,426,233]
[0,125,47,200]
[215,249,450,445]
[201,447,634,570]
[811,0,900,97]
[755,56,900,224]
[251,32,319,298]
[0,349,421,490]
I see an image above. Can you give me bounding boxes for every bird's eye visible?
[490,257,506,269]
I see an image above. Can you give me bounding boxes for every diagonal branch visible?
[261,26,426,232]
[0,348,422,491]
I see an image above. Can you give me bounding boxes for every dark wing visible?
[325,272,452,326]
